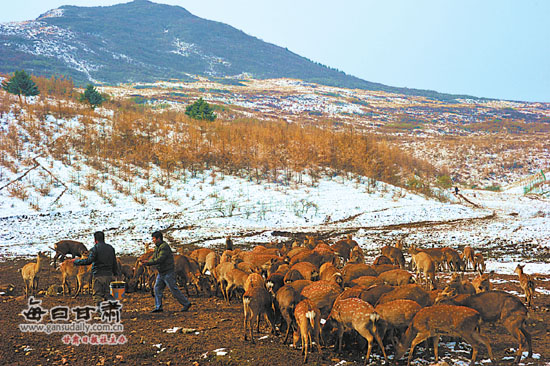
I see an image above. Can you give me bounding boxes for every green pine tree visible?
[79,84,106,109]
[1,70,40,104]
[185,97,216,121]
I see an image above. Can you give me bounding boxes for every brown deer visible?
[174,255,207,296]
[301,281,342,319]
[395,304,495,366]
[375,299,422,350]
[445,272,476,295]
[59,251,91,297]
[474,253,486,274]
[376,268,414,286]
[189,248,214,271]
[21,252,49,297]
[290,261,319,281]
[52,240,87,268]
[326,297,388,365]
[471,272,492,293]
[341,263,377,287]
[443,247,464,272]
[274,285,303,344]
[293,298,322,363]
[462,246,475,271]
[435,289,532,363]
[224,268,250,302]
[243,286,276,343]
[266,272,285,295]
[377,284,432,307]
[515,264,535,309]
[380,245,405,268]
[408,246,437,290]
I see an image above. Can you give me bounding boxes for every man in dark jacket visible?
[141,231,191,313]
[74,231,118,306]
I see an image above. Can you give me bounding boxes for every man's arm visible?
[74,246,96,266]
[145,246,169,266]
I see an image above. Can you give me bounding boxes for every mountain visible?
[0,0,471,101]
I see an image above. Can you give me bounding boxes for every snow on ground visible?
[1,157,549,276]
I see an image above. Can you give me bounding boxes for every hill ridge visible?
[1,0,475,101]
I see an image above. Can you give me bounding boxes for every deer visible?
[373,255,393,265]
[59,251,91,297]
[52,240,87,268]
[380,244,405,269]
[408,246,437,290]
[326,297,388,365]
[290,261,319,281]
[395,304,495,366]
[214,261,236,299]
[21,251,49,297]
[376,268,415,286]
[202,251,220,293]
[293,299,322,363]
[474,253,486,274]
[471,272,492,293]
[445,272,476,295]
[174,254,208,296]
[443,247,464,272]
[341,263,378,287]
[374,299,422,351]
[435,289,532,363]
[514,264,535,309]
[462,246,475,271]
[266,272,285,295]
[348,245,365,264]
[224,268,250,302]
[301,281,342,319]
[243,285,277,344]
[274,285,303,344]
[189,248,214,272]
[377,284,432,307]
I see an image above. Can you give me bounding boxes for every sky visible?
[1,0,549,102]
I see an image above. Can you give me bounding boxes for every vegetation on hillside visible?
[0,74,446,200]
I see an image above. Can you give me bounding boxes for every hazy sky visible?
[1,0,549,102]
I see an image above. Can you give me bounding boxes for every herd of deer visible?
[19,235,537,365]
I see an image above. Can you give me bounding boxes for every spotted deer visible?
[435,289,532,363]
[326,297,388,365]
[395,304,495,366]
[293,298,322,363]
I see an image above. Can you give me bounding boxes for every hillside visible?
[1,0,471,101]
[0,78,548,264]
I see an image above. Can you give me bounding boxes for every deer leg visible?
[243,307,249,341]
[302,328,309,363]
[337,324,344,352]
[512,327,525,364]
[74,275,81,298]
[283,313,292,344]
[407,332,429,366]
[433,336,439,362]
[363,332,373,366]
[520,326,532,358]
[373,328,388,362]
[470,329,495,361]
